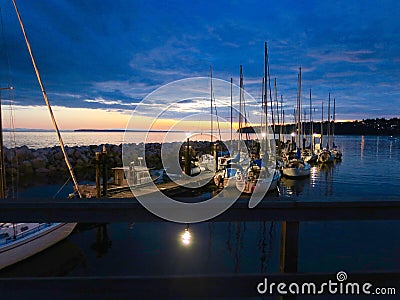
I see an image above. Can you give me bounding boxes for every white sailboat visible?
[282,67,310,178]
[0,0,80,270]
[214,67,248,189]
[235,43,281,194]
[330,97,342,160]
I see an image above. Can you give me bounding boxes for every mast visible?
[230,77,233,152]
[309,89,313,151]
[296,67,302,149]
[321,101,324,148]
[12,0,82,198]
[238,65,243,154]
[210,65,213,144]
[327,93,331,149]
[280,94,284,142]
[266,44,276,140]
[274,78,281,149]
[0,87,14,198]
[333,97,336,147]
[264,42,268,132]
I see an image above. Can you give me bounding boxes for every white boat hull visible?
[282,163,311,178]
[0,223,76,270]
[236,170,281,194]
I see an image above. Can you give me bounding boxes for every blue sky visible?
[0,0,399,129]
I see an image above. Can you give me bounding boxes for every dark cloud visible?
[0,0,398,121]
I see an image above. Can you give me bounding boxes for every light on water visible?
[180,227,192,246]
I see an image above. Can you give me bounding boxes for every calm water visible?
[1,134,400,284]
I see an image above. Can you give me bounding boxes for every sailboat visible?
[0,0,80,270]
[301,89,317,163]
[330,97,342,160]
[214,67,249,189]
[235,42,281,194]
[316,94,334,163]
[282,67,310,178]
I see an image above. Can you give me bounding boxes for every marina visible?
[0,0,399,298]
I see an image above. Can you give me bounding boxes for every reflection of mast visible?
[91,224,112,257]
[207,222,214,265]
[233,222,246,273]
[259,221,275,273]
[226,222,233,254]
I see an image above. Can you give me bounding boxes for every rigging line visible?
[12,0,82,198]
[53,176,71,199]
[212,93,222,142]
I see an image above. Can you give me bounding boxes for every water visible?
[1,134,400,293]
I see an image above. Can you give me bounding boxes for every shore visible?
[3,141,216,184]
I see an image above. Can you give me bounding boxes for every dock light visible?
[261,132,266,138]
[181,226,192,246]
[290,132,296,137]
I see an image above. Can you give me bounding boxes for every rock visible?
[31,157,47,169]
[35,167,50,174]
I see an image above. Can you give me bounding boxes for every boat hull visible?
[0,223,76,270]
[236,170,281,194]
[282,165,311,177]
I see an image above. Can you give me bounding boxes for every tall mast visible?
[0,87,14,198]
[210,65,213,144]
[238,65,243,154]
[321,101,324,148]
[274,78,281,146]
[12,0,82,198]
[309,89,313,151]
[327,92,331,149]
[296,67,302,148]
[262,77,266,135]
[280,94,283,143]
[266,44,276,140]
[333,97,336,146]
[230,77,233,152]
[263,42,268,131]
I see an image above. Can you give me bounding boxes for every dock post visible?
[184,137,191,176]
[213,143,218,171]
[95,152,101,198]
[102,145,108,196]
[279,221,299,273]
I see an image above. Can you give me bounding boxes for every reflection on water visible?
[277,135,400,201]
[91,224,112,257]
[0,236,86,277]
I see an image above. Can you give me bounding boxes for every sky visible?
[0,0,399,130]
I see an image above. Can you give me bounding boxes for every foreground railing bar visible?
[0,271,399,299]
[0,198,400,222]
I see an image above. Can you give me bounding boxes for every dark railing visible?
[0,198,399,299]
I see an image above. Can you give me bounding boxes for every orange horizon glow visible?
[2,104,359,131]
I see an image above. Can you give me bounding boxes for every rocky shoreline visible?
[3,141,216,184]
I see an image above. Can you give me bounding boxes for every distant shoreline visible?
[73,129,184,133]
